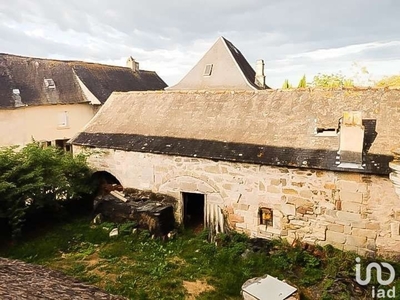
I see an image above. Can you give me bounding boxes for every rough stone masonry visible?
[75,146,400,258]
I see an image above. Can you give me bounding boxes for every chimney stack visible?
[338,111,364,169]
[255,59,266,89]
[126,56,139,72]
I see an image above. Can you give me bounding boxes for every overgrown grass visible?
[1,217,399,299]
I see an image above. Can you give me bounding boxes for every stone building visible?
[0,53,166,148]
[71,88,400,258]
[168,37,270,90]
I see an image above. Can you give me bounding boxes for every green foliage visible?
[3,218,400,299]
[297,75,307,88]
[0,143,95,238]
[375,75,400,87]
[282,79,292,89]
[311,73,354,88]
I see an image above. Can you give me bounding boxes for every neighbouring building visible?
[71,88,400,258]
[168,37,270,90]
[0,53,167,148]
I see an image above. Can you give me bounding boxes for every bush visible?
[0,143,95,238]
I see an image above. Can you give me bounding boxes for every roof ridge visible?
[0,53,140,70]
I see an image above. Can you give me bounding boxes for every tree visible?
[375,75,400,87]
[297,75,307,88]
[0,143,95,238]
[282,79,292,89]
[311,73,354,88]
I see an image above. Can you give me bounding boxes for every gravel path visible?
[0,257,127,300]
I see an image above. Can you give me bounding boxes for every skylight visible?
[44,78,56,89]
[203,64,213,76]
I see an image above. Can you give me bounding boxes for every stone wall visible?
[75,146,400,258]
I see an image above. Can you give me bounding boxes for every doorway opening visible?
[183,192,205,230]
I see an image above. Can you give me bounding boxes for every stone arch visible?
[158,175,225,223]
[91,170,124,194]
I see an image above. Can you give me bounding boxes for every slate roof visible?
[0,53,167,108]
[222,37,268,90]
[168,37,269,90]
[71,89,400,175]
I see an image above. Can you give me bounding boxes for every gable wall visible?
[75,145,400,258]
[169,39,256,90]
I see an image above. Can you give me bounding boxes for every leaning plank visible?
[110,190,128,202]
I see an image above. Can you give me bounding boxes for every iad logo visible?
[355,257,396,298]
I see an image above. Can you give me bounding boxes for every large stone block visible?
[299,190,314,198]
[346,235,366,247]
[324,183,336,190]
[229,214,245,223]
[341,201,362,213]
[327,224,344,233]
[339,191,363,203]
[281,203,296,216]
[267,185,281,193]
[326,230,346,244]
[351,221,367,229]
[352,228,377,239]
[287,196,313,207]
[336,211,362,221]
[338,180,359,192]
[283,188,298,195]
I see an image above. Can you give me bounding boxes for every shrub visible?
[0,143,95,238]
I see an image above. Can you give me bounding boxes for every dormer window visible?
[44,78,56,89]
[203,64,213,76]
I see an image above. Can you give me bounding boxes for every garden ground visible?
[1,217,399,300]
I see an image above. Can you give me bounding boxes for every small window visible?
[315,128,337,136]
[259,207,273,226]
[204,64,213,76]
[314,117,341,136]
[58,111,69,128]
[44,78,56,89]
[12,89,20,95]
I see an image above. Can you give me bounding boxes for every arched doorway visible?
[92,171,123,195]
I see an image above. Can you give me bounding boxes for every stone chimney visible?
[338,111,364,169]
[255,59,266,89]
[126,56,139,72]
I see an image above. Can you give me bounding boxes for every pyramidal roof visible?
[168,37,269,90]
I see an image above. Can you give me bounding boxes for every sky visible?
[1,0,400,88]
